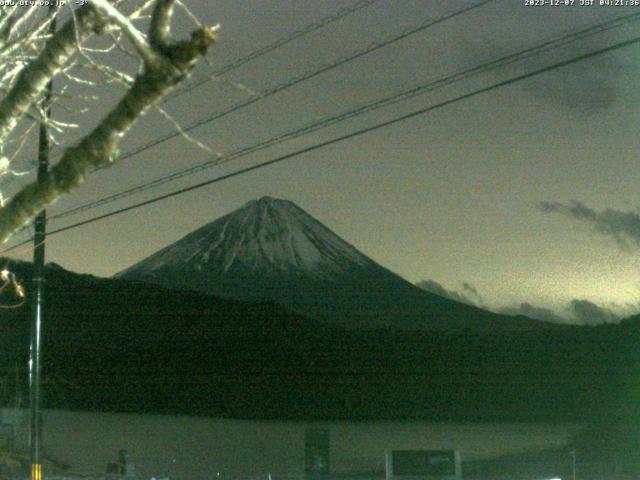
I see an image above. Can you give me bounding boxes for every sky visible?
[4,0,640,324]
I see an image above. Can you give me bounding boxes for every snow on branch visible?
[0,0,217,243]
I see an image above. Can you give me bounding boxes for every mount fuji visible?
[116,196,550,332]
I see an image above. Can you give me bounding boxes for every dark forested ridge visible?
[0,259,638,424]
[116,197,552,334]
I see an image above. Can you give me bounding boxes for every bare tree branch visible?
[0,5,105,145]
[150,0,175,51]
[0,0,217,243]
[91,0,160,66]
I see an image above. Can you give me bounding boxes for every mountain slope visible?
[0,259,634,422]
[117,197,552,332]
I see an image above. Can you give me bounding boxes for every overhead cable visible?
[5,31,639,252]
[50,10,640,221]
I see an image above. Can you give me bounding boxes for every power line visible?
[60,0,381,85]
[0,0,382,185]
[48,10,640,222]
[56,0,381,98]
[90,0,493,173]
[0,0,496,249]
[163,0,382,101]
[4,31,639,253]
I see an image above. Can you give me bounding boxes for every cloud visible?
[530,57,618,116]
[499,302,566,324]
[499,298,621,325]
[539,200,640,249]
[520,34,628,116]
[462,282,483,306]
[570,299,619,325]
[415,279,481,306]
[458,33,627,117]
[417,278,623,325]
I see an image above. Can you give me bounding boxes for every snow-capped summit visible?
[118,196,371,279]
[117,197,550,332]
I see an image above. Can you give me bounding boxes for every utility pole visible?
[29,7,56,480]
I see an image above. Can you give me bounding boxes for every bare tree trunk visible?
[0,1,217,243]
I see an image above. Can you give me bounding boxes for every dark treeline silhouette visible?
[0,259,638,428]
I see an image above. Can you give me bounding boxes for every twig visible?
[0,0,217,243]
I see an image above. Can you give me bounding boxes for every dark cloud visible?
[418,278,621,325]
[462,282,483,306]
[539,200,640,249]
[460,33,626,117]
[570,299,619,325]
[499,298,621,325]
[520,34,627,116]
[531,56,618,116]
[499,302,566,324]
[415,279,480,307]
